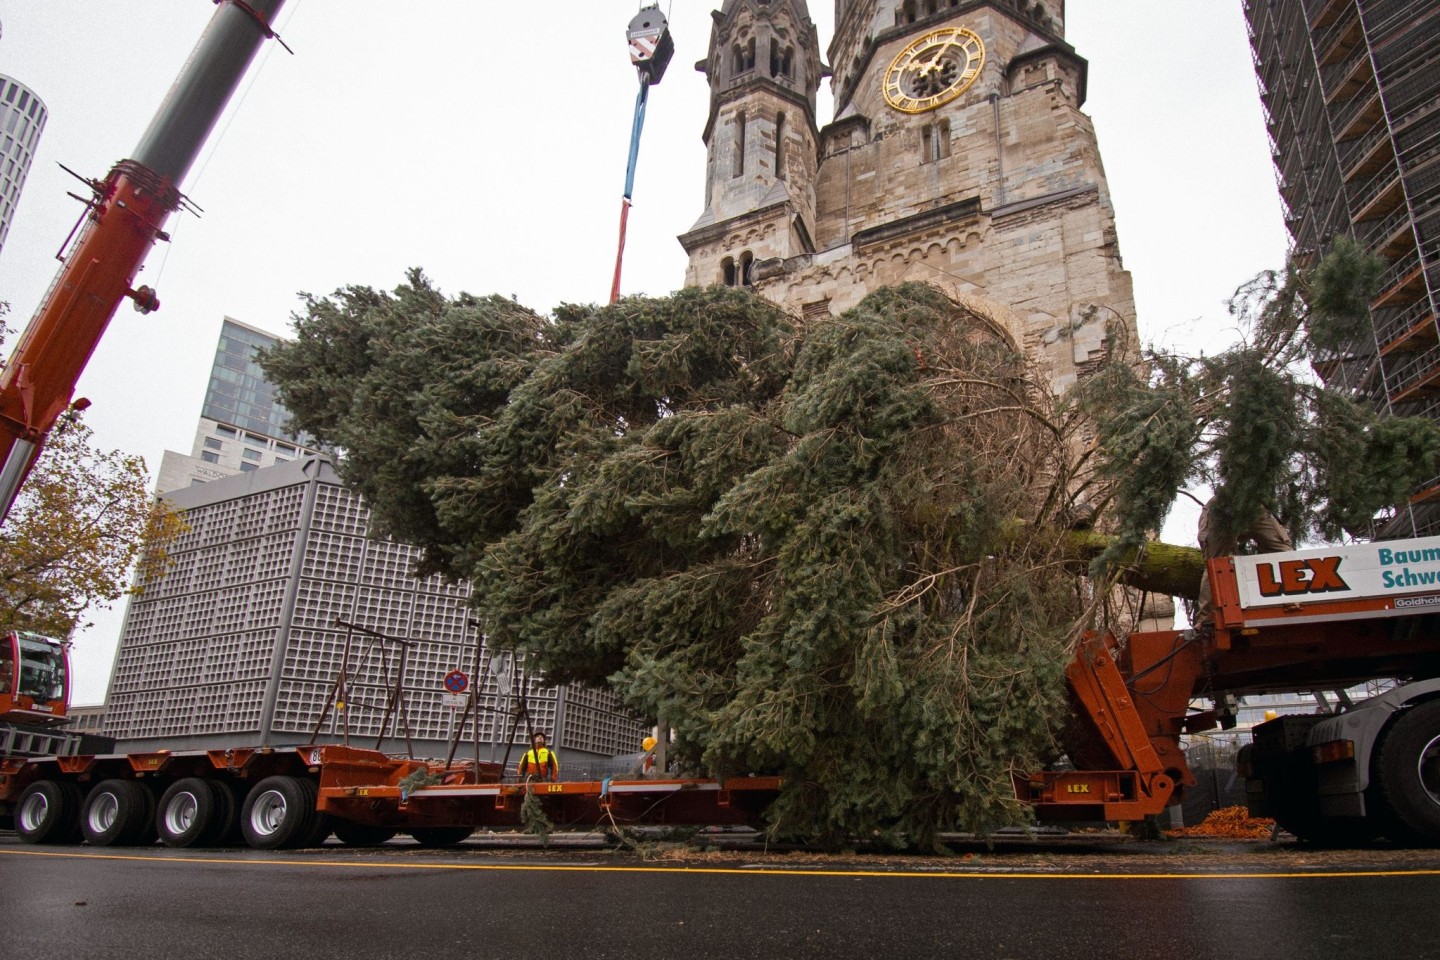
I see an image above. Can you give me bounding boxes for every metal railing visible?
[1376,246,1423,296]
[1338,119,1388,173]
[1349,159,1402,214]
[1314,4,1361,61]
[1374,298,1432,348]
[1357,202,1410,247]
[1332,80,1381,135]
[1383,339,1440,395]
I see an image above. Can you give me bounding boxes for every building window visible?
[732,38,756,74]
[243,449,262,461]
[733,112,746,177]
[239,461,258,472]
[722,257,738,287]
[770,40,794,79]
[215,424,237,437]
[921,119,951,164]
[203,437,223,451]
[201,452,220,464]
[739,251,755,288]
[243,433,268,448]
[775,112,786,180]
[275,442,296,455]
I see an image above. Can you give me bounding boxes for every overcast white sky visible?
[0,1,1287,704]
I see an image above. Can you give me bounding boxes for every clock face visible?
[883,26,986,113]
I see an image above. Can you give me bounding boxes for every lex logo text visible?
[1255,557,1349,598]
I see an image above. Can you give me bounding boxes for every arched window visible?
[733,37,755,73]
[739,251,755,287]
[770,39,794,78]
[722,257,737,286]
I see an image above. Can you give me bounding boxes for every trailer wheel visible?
[408,826,474,848]
[333,822,399,846]
[81,779,157,847]
[1375,700,1440,845]
[14,780,84,845]
[241,776,325,850]
[157,778,235,848]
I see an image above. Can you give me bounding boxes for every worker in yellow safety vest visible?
[518,732,559,782]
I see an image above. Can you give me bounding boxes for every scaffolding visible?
[1246,0,1440,535]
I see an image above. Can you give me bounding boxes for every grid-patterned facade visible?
[0,72,46,258]
[1246,0,1440,535]
[105,457,648,767]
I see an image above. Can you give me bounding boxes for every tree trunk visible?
[1064,531,1205,600]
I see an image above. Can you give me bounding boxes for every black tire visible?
[241,776,325,850]
[81,779,157,847]
[156,778,234,848]
[14,780,84,845]
[1374,699,1440,845]
[210,780,245,846]
[408,826,474,848]
[332,821,399,846]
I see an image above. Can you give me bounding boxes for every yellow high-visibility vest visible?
[521,747,558,780]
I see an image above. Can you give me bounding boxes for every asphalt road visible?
[2,835,1438,960]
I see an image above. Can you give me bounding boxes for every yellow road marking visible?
[2,847,1438,880]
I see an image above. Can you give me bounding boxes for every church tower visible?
[683,0,1137,395]
[680,0,825,289]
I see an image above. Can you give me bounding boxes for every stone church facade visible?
[680,0,1138,396]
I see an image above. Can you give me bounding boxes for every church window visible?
[770,40,794,78]
[921,119,951,164]
[739,251,755,288]
[775,112,787,180]
[924,0,939,15]
[722,257,737,287]
[733,112,747,177]
[733,38,756,75]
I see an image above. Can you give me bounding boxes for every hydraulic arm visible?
[0,0,287,521]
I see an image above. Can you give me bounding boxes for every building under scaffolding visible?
[1245,0,1440,535]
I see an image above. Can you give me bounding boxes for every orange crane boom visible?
[0,0,288,521]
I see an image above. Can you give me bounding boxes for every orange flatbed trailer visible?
[7,538,1440,848]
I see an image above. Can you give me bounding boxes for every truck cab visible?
[0,631,69,724]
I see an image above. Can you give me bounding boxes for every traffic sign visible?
[443,670,469,694]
